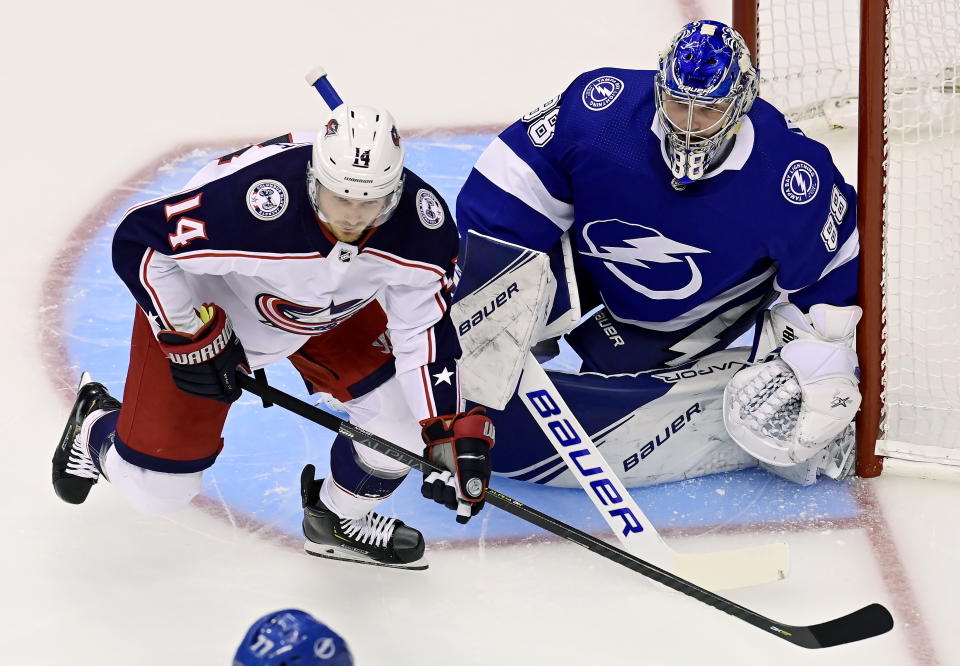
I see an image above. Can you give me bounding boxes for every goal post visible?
[733,0,960,479]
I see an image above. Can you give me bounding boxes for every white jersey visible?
[112,134,462,420]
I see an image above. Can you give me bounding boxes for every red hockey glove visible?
[156,303,250,404]
[420,407,495,524]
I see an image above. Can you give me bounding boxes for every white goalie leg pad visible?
[103,446,203,516]
[724,303,862,467]
[452,231,554,409]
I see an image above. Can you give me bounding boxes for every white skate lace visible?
[65,433,99,480]
[339,513,397,549]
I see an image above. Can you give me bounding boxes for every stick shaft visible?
[236,373,892,649]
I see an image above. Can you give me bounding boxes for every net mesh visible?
[754,0,960,465]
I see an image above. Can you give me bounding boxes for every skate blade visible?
[303,541,428,571]
[77,371,93,391]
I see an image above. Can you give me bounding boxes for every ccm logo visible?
[458,282,519,336]
[524,388,644,537]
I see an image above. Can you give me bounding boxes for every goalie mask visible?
[654,20,758,186]
[307,104,405,242]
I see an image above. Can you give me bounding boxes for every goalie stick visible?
[517,354,789,591]
[294,67,891,642]
[237,371,893,649]
[451,227,788,590]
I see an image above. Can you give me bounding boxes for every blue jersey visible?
[112,134,462,419]
[456,68,858,370]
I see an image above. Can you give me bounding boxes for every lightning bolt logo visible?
[666,295,766,366]
[580,219,710,300]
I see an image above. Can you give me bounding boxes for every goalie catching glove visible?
[723,303,861,467]
[420,407,495,524]
[157,303,250,404]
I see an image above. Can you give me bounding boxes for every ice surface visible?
[4,1,958,664]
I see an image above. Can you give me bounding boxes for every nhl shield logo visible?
[781,160,820,204]
[416,189,444,229]
[246,179,288,220]
[582,76,624,111]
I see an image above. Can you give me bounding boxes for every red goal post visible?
[733,1,960,480]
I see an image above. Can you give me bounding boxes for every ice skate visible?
[52,372,121,504]
[301,466,427,570]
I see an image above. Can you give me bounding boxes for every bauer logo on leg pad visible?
[622,402,702,472]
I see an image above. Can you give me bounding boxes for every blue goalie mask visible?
[654,20,758,185]
[233,609,353,666]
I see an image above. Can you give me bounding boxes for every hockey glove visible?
[723,303,861,467]
[420,407,495,524]
[157,303,250,404]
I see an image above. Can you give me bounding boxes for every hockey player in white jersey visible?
[455,20,860,488]
[51,101,496,569]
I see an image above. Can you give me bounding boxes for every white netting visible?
[754,0,960,466]
[755,1,860,123]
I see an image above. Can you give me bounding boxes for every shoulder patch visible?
[582,75,624,111]
[246,179,288,220]
[780,160,820,204]
[416,189,445,229]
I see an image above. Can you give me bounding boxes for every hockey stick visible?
[237,372,892,648]
[517,354,790,591]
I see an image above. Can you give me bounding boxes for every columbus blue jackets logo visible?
[580,219,710,300]
[246,180,288,220]
[416,189,444,229]
[582,76,624,111]
[324,118,339,137]
[255,293,371,334]
[780,160,820,204]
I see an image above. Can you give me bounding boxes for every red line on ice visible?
[42,128,940,663]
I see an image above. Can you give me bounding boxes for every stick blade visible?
[788,603,894,649]
[672,542,790,591]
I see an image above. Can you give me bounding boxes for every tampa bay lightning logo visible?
[781,160,820,204]
[255,293,371,334]
[582,76,624,111]
[580,220,710,300]
[313,637,338,659]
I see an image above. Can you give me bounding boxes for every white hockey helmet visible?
[307,104,405,228]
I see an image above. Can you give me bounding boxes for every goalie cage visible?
[733,0,960,481]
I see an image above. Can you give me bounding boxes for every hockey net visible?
[734,0,960,478]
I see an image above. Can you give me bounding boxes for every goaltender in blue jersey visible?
[455,20,863,488]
